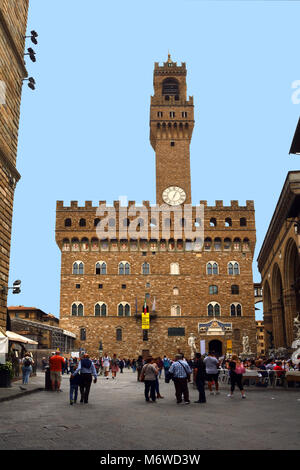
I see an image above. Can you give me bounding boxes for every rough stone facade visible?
[0,0,29,330]
[56,56,257,359]
[257,171,300,352]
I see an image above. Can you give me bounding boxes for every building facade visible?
[8,306,75,351]
[0,1,29,331]
[56,56,257,358]
[257,171,300,353]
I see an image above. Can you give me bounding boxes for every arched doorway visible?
[208,340,222,356]
[284,238,300,312]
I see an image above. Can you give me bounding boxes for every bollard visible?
[44,366,52,390]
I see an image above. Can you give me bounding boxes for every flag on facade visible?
[143,297,147,313]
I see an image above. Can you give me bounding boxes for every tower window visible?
[64,218,71,227]
[170,141,175,147]
[157,111,163,117]
[170,112,175,118]
[182,112,187,118]
[79,218,86,227]
[240,218,247,227]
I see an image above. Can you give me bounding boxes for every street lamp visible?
[0,280,21,295]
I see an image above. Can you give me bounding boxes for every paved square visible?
[0,370,299,450]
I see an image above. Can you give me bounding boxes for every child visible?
[69,368,81,405]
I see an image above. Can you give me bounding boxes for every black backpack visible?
[24,358,31,367]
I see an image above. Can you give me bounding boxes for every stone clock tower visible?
[150,54,194,205]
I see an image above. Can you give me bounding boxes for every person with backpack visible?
[72,354,97,404]
[21,352,34,385]
[163,355,170,378]
[227,355,246,398]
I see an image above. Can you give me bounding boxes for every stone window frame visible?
[209,285,218,295]
[71,302,84,316]
[94,302,107,317]
[118,302,131,317]
[95,261,107,275]
[207,301,221,317]
[228,261,240,275]
[206,261,219,275]
[80,327,86,341]
[72,261,84,275]
[171,304,181,316]
[231,284,239,295]
[230,303,242,317]
[173,287,179,295]
[170,262,180,275]
[142,262,150,275]
[116,327,123,341]
[118,261,130,275]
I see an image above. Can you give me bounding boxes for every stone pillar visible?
[283,290,297,346]
[271,302,286,348]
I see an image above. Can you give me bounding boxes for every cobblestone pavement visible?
[0,370,299,450]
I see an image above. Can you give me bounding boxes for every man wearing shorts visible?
[49,350,65,391]
[204,351,220,395]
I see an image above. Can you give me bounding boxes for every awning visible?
[6,330,38,345]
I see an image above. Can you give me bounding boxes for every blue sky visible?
[8,0,300,321]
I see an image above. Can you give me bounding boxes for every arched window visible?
[171,305,181,316]
[170,262,180,275]
[94,218,100,227]
[118,302,130,317]
[64,218,71,227]
[207,302,220,317]
[71,302,84,316]
[119,262,130,275]
[240,217,247,227]
[142,262,150,275]
[95,302,107,316]
[228,262,239,275]
[207,262,218,275]
[173,287,179,295]
[210,218,217,227]
[96,262,107,275]
[79,218,86,227]
[225,218,232,227]
[230,303,242,317]
[73,261,84,275]
[116,328,122,341]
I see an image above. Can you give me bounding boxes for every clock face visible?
[162,186,186,206]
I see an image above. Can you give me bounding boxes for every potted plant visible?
[0,361,13,387]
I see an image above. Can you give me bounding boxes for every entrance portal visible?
[208,340,222,357]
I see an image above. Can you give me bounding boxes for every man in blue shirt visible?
[169,354,192,404]
[72,354,97,404]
